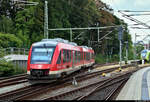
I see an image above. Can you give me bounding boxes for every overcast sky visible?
[101,0,150,43]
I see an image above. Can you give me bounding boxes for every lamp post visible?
[44,0,49,39]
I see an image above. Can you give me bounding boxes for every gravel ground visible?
[26,75,109,100]
[0,63,149,100]
[0,82,31,95]
[85,83,121,100]
[24,65,136,100]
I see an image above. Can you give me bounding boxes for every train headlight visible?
[27,71,30,74]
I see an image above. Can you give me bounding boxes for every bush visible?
[95,53,119,64]
[95,54,106,64]
[0,59,15,77]
[0,53,25,77]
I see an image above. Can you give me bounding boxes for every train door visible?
[56,50,62,70]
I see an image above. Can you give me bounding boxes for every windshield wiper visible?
[43,44,49,55]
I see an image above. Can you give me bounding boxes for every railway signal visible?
[118,26,123,41]
[124,41,128,64]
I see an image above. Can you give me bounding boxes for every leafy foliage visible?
[0,57,25,77]
[0,32,23,48]
[0,59,14,77]
[0,15,14,34]
[0,0,136,63]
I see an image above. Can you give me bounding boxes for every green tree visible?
[0,32,23,48]
[15,0,44,47]
[0,15,14,34]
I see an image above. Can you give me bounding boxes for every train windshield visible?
[141,50,147,54]
[31,47,55,64]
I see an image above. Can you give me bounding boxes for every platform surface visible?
[3,54,28,61]
[116,67,150,100]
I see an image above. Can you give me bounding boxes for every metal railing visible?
[0,47,29,55]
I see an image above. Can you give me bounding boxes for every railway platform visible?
[116,66,150,100]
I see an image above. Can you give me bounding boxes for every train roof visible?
[32,38,78,47]
[32,40,58,47]
[141,49,150,53]
[32,38,93,51]
[80,46,93,50]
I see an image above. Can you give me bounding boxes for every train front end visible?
[27,40,59,83]
[141,49,150,62]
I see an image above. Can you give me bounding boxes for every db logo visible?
[38,65,42,68]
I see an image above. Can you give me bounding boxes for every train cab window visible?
[57,51,61,64]
[31,47,54,64]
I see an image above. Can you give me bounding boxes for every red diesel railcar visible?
[27,38,95,83]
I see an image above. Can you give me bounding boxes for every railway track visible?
[0,62,116,88]
[12,64,138,100]
[0,73,26,81]
[0,74,27,88]
[0,84,49,101]
[104,78,127,100]
[43,70,134,100]
[0,62,148,101]
[0,63,123,101]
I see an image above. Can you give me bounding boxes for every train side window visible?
[63,50,67,63]
[77,51,80,62]
[57,51,61,64]
[86,52,88,61]
[86,52,90,61]
[90,53,92,60]
[79,52,81,61]
[73,51,76,63]
[88,53,90,60]
[92,53,95,59]
[69,50,71,62]
[66,50,70,62]
[84,52,86,60]
[63,50,72,63]
[86,52,89,61]
[75,51,78,63]
[80,52,83,61]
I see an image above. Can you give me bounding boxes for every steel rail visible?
[13,64,124,100]
[0,74,27,88]
[0,62,145,101]
[43,72,132,100]
[76,75,130,100]
[104,79,127,100]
